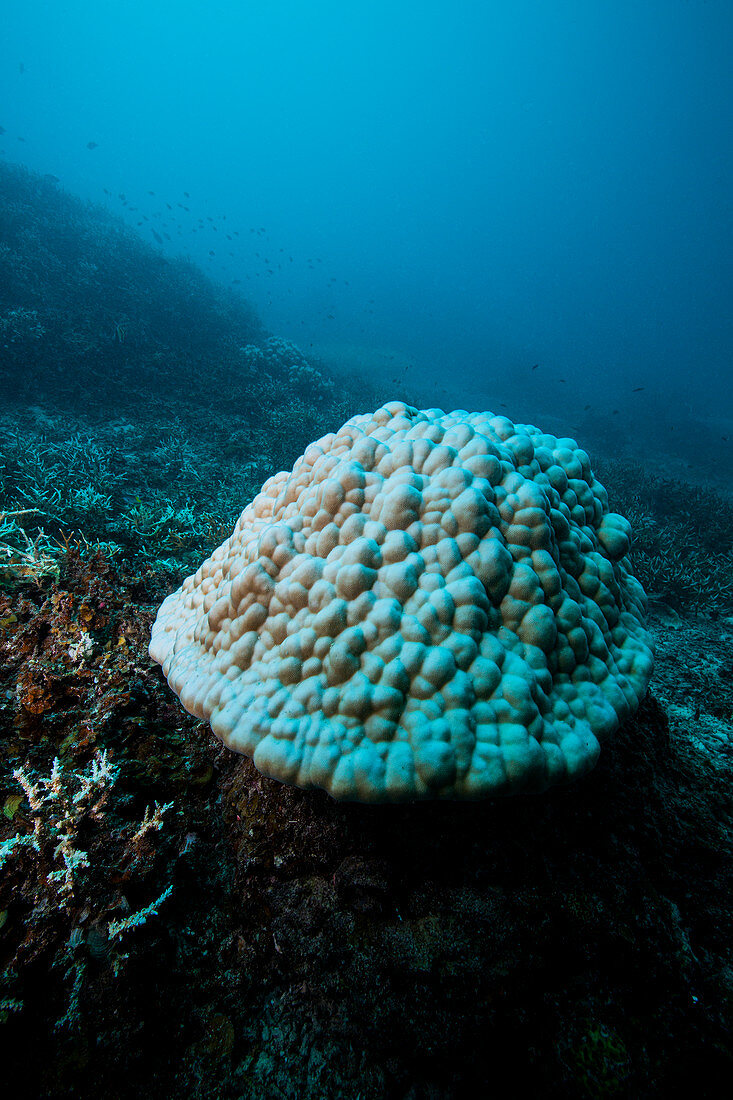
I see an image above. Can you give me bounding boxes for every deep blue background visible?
[2,0,731,445]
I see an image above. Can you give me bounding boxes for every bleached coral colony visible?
[150,402,653,803]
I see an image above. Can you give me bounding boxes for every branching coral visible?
[0,509,61,586]
[3,746,177,1009]
[10,751,119,901]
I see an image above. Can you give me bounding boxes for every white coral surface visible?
[150,402,653,802]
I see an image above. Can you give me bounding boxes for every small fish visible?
[148,190,156,196]
[612,409,619,415]
[584,404,591,410]
[166,203,172,210]
[531,363,538,370]
[86,141,98,149]
[209,250,215,256]
[44,173,60,183]
[152,230,163,244]
[118,193,125,200]
[184,191,190,197]
[632,386,644,392]
[0,126,5,135]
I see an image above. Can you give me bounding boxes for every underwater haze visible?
[2,0,732,453]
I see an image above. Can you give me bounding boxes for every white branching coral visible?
[4,749,175,998]
[0,833,39,869]
[0,509,61,586]
[150,402,654,803]
[107,885,174,940]
[131,800,174,845]
[68,630,94,665]
[11,751,119,899]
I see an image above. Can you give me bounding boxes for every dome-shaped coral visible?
[150,402,653,802]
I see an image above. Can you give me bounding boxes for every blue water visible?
[1,0,731,441]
